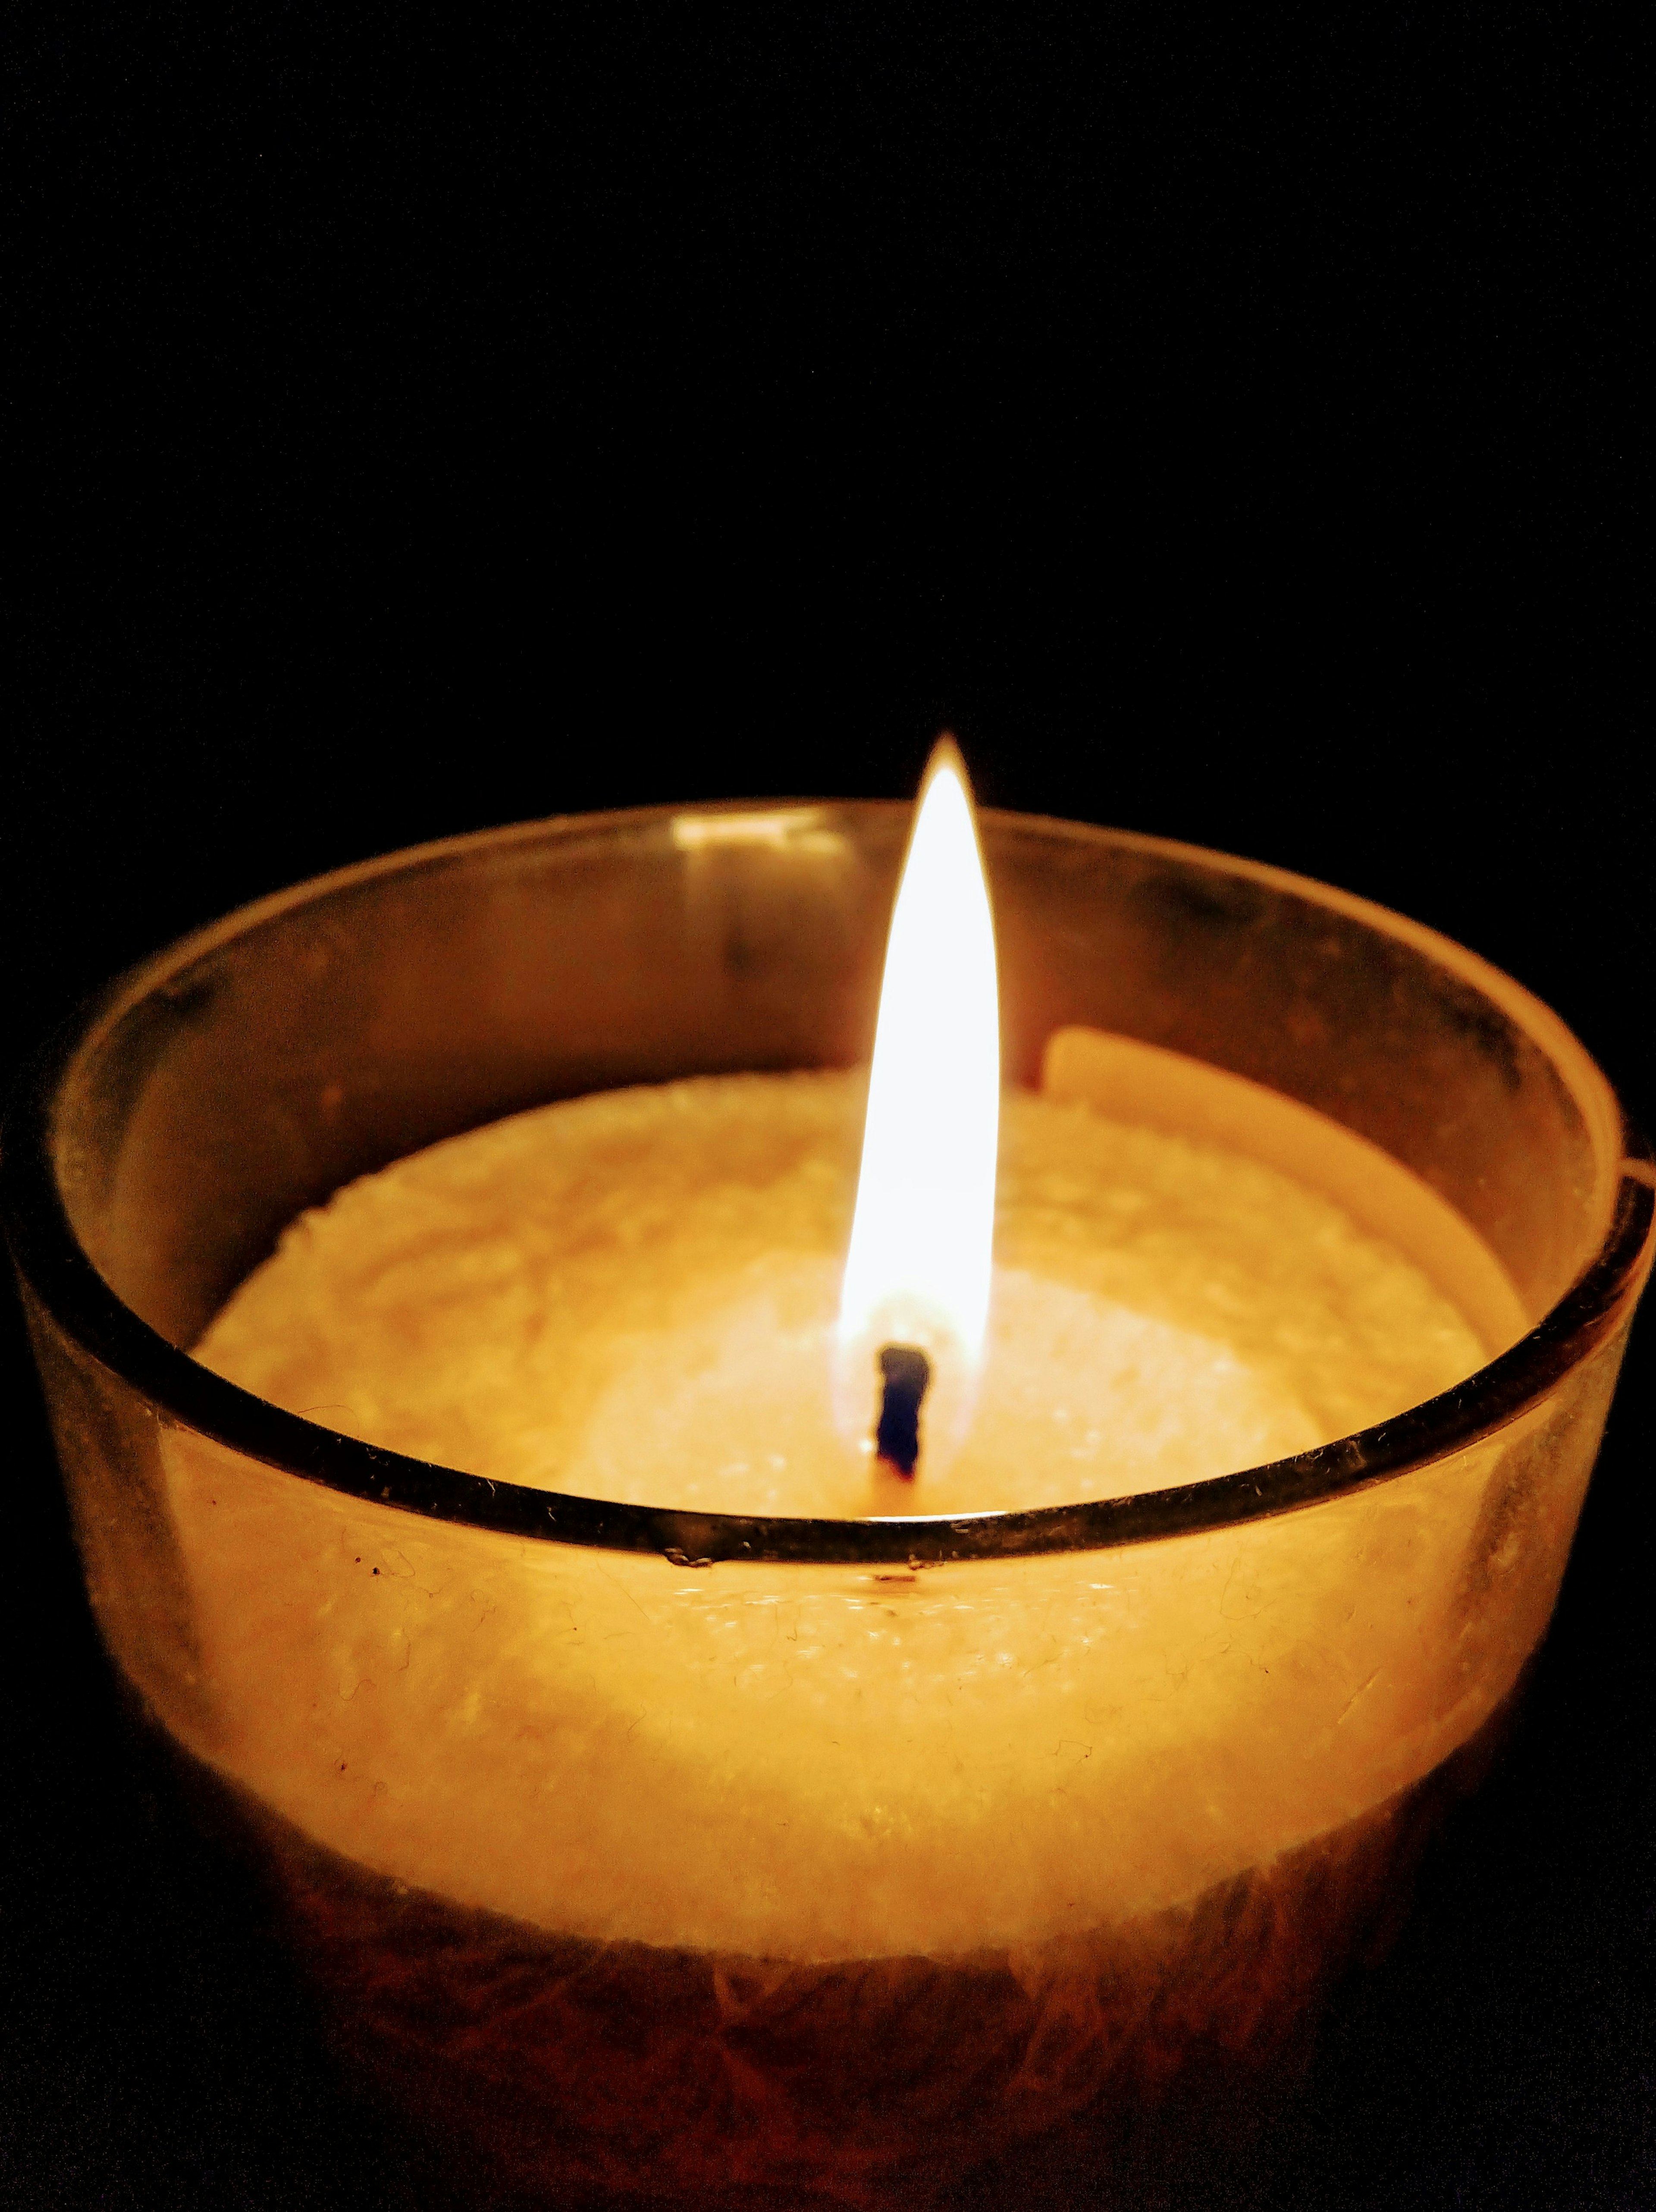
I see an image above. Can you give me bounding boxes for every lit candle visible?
[173,745,1518,1962]
[13,750,1645,2205]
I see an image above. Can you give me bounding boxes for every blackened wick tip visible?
[875,1344,932,1478]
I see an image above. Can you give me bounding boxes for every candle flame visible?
[837,740,1000,1470]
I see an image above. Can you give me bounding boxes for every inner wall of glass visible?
[27,806,1636,1957]
[57,804,1617,1350]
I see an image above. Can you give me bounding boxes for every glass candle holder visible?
[4,803,1651,2210]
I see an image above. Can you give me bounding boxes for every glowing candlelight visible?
[835,739,1000,1475]
[18,780,1637,2208]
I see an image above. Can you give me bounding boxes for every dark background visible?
[3,7,1650,2208]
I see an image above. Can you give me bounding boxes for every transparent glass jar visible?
[4,804,1650,2209]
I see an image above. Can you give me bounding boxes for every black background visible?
[3,8,1650,2208]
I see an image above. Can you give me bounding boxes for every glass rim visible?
[4,801,1653,1569]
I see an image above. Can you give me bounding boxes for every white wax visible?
[199,1065,1499,1518]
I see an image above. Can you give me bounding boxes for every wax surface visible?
[163,1052,1559,1958]
[198,1070,1490,1516]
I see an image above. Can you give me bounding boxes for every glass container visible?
[4,803,1650,2209]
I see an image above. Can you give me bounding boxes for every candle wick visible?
[875,1345,932,1478]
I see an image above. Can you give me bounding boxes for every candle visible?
[181,1051,1514,1960]
[9,762,1648,2206]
